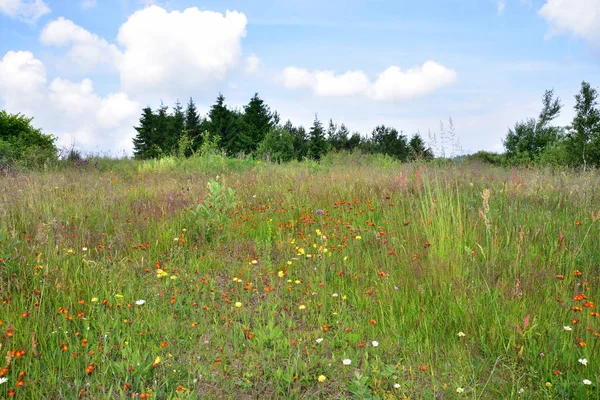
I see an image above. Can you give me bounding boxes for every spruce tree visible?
[167,100,185,154]
[308,115,328,160]
[185,97,202,150]
[242,93,273,152]
[409,133,434,161]
[132,107,157,159]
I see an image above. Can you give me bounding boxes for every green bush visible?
[0,110,58,170]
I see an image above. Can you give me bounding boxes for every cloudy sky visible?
[0,0,599,156]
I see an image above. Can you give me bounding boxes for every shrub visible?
[0,110,57,170]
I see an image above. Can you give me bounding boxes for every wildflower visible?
[316,209,324,215]
[564,326,572,331]
[235,302,242,308]
[156,269,168,278]
[82,247,88,251]
[0,377,7,385]
[545,382,552,388]
[316,338,323,344]
[299,305,306,310]
[371,340,379,347]
[342,359,352,365]
[278,271,284,278]
[135,300,146,305]
[115,294,124,298]
[355,236,362,240]
[583,379,592,385]
[456,388,464,393]
[579,358,588,366]
[332,293,339,297]
[457,332,466,337]
[318,375,327,382]
[170,275,177,280]
[342,295,347,300]
[393,383,401,389]
[91,297,99,303]
[295,280,301,284]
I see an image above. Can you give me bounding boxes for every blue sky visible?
[1,0,599,156]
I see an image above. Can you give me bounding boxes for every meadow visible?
[1,153,599,399]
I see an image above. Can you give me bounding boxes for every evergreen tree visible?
[326,119,338,150]
[242,93,273,152]
[208,93,231,150]
[566,81,600,170]
[185,97,202,139]
[166,100,185,154]
[308,115,329,160]
[132,107,159,159]
[152,102,169,156]
[408,133,434,161]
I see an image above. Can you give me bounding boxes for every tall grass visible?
[0,156,599,399]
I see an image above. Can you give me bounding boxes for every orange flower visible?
[160,342,168,348]
[574,270,582,276]
[419,365,428,371]
[85,363,95,374]
[575,221,582,226]
[578,341,586,347]
[369,319,377,325]
[553,369,561,375]
[582,302,594,308]
[555,275,564,280]
[322,324,330,332]
[572,306,583,312]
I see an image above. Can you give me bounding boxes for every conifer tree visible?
[308,115,328,160]
[242,93,273,152]
[132,107,158,159]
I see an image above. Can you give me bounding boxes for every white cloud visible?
[497,1,506,15]
[539,0,600,44]
[0,0,50,22]
[0,51,139,154]
[81,0,96,9]
[279,61,457,101]
[116,5,248,96]
[40,17,122,71]
[244,54,261,74]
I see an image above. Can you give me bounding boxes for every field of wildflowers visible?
[1,153,599,399]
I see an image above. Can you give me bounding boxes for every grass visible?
[1,153,599,399]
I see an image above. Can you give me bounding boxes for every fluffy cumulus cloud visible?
[116,6,248,96]
[0,51,139,153]
[0,0,50,22]
[280,61,457,101]
[40,17,122,71]
[539,0,600,44]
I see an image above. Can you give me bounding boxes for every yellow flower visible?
[115,294,124,298]
[170,275,177,280]
[545,382,552,388]
[235,302,242,308]
[316,229,322,236]
[251,260,258,265]
[299,305,306,310]
[456,388,464,393]
[91,297,99,302]
[318,375,327,382]
[355,236,362,240]
[154,356,161,364]
[295,280,301,284]
[278,271,285,278]
[287,261,292,265]
[156,269,168,278]
[342,295,347,300]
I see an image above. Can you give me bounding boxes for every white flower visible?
[579,358,588,366]
[518,388,525,394]
[564,326,572,331]
[0,377,7,385]
[393,383,400,389]
[82,247,88,251]
[457,331,466,337]
[583,379,592,385]
[135,299,146,305]
[174,237,179,241]
[316,338,323,344]
[456,388,464,393]
[332,293,339,297]
[342,359,352,365]
[371,340,379,347]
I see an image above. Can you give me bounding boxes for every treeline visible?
[132,93,434,162]
[468,81,600,169]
